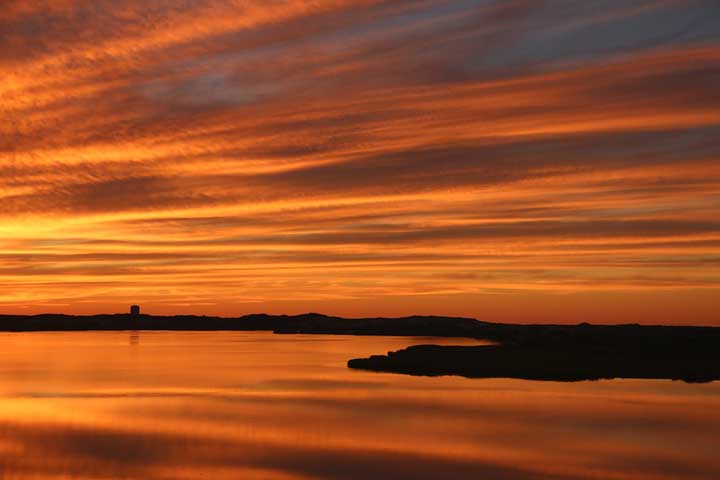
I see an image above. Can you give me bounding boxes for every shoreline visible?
[3,313,719,383]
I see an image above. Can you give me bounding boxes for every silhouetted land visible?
[348,322,720,383]
[1,313,718,382]
[348,343,720,383]
[0,312,479,335]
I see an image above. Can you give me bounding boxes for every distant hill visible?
[0,312,484,336]
[1,313,718,343]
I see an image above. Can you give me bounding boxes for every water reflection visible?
[0,332,718,479]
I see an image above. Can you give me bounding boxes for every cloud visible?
[0,0,719,322]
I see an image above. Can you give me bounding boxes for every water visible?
[0,331,718,480]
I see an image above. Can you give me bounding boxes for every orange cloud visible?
[1,0,719,323]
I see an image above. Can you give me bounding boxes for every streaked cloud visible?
[1,0,719,323]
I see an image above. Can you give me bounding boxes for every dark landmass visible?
[348,322,720,383]
[0,312,481,335]
[348,343,720,383]
[2,312,718,382]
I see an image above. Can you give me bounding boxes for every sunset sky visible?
[1,0,719,324]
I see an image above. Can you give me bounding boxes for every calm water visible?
[0,332,718,480]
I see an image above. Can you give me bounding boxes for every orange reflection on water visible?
[0,332,718,479]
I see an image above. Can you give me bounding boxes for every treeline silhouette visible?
[0,312,481,335]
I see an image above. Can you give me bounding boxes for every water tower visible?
[130,305,140,316]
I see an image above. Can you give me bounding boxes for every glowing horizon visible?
[2,1,719,324]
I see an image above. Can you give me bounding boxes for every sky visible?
[1,0,719,324]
